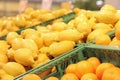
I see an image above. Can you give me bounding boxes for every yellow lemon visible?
[3,62,26,76]
[74,14,88,26]
[42,32,59,46]
[15,14,26,27]
[0,53,8,63]
[1,74,14,80]
[0,69,7,76]
[11,38,23,50]
[27,34,43,49]
[14,48,35,66]
[22,74,41,80]
[21,29,43,49]
[93,23,112,30]
[0,40,10,54]
[77,22,92,36]
[21,29,40,38]
[100,4,117,13]
[49,40,75,57]
[39,13,55,22]
[51,22,67,31]
[67,20,75,29]
[95,10,118,25]
[87,29,110,42]
[52,9,69,17]
[22,39,38,58]
[88,17,96,28]
[39,46,50,54]
[7,48,15,61]
[0,63,5,69]
[6,32,21,44]
[59,29,84,42]
[115,20,120,30]
[36,26,51,33]
[24,7,34,15]
[32,53,50,68]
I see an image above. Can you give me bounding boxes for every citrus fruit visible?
[102,67,120,80]
[22,74,41,80]
[87,57,101,72]
[95,34,111,45]
[14,48,35,66]
[61,73,79,80]
[65,64,77,74]
[3,62,26,76]
[75,60,94,78]
[96,63,115,79]
[81,73,98,80]
[45,76,59,80]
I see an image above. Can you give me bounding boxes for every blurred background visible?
[0,0,120,17]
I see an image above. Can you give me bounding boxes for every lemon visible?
[100,4,117,13]
[39,13,55,22]
[77,22,92,36]
[36,26,51,33]
[11,38,23,50]
[93,23,112,30]
[14,48,35,66]
[39,46,50,54]
[21,29,40,38]
[22,74,41,80]
[32,53,50,68]
[0,40,10,54]
[0,29,8,37]
[51,22,67,31]
[23,32,43,49]
[0,63,5,69]
[95,10,118,25]
[0,53,8,63]
[28,35,43,49]
[0,69,7,76]
[15,14,26,27]
[1,74,14,80]
[74,14,88,26]
[3,62,26,76]
[52,9,69,17]
[22,39,38,58]
[24,7,34,15]
[88,17,96,28]
[59,29,84,42]
[7,48,15,61]
[115,20,120,29]
[67,20,75,29]
[87,29,110,42]
[42,32,59,46]
[49,40,75,57]
[6,32,21,44]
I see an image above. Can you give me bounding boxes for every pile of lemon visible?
[0,4,120,80]
[0,8,71,37]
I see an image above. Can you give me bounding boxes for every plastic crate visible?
[14,43,120,80]
[14,44,86,80]
[84,44,120,67]
[0,12,75,40]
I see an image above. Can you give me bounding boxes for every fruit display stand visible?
[14,43,120,80]
[14,44,85,80]
[0,12,75,40]
[1,4,120,80]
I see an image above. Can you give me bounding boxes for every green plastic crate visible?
[84,44,120,67]
[13,44,86,80]
[0,12,75,40]
[14,43,120,80]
